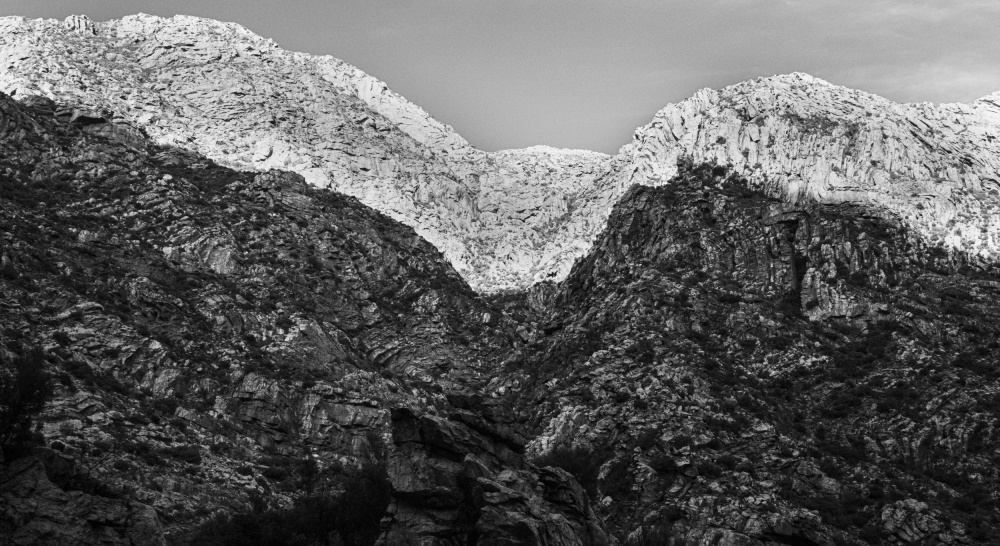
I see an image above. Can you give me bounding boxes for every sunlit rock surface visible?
[0,14,613,292]
[3,18,997,292]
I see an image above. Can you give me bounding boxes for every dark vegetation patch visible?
[531,445,605,498]
[0,345,50,458]
[190,456,391,546]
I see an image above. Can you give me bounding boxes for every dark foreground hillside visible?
[2,87,1000,546]
[499,162,1000,545]
[0,91,610,545]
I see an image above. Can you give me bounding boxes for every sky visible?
[5,1,1000,154]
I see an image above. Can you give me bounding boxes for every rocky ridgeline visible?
[496,164,1000,545]
[3,16,998,293]
[619,72,1000,262]
[0,13,616,292]
[0,91,611,544]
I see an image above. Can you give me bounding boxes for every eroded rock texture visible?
[620,73,1000,262]
[0,91,609,545]
[1,450,165,546]
[497,164,1000,545]
[5,18,996,293]
[3,12,1000,546]
[0,14,615,291]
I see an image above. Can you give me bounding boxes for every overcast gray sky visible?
[6,1,999,153]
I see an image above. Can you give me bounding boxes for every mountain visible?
[0,13,614,292]
[3,16,999,295]
[2,11,1000,546]
[500,162,1000,544]
[0,91,609,545]
[619,72,1000,260]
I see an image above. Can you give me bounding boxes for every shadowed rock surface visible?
[0,90,609,545]
[496,163,1000,545]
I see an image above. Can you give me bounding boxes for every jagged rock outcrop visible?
[0,90,610,545]
[381,407,610,545]
[62,14,95,34]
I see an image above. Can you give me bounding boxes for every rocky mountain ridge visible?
[0,13,613,292]
[4,15,998,293]
[619,72,1000,261]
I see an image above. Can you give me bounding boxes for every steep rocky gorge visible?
[4,91,996,543]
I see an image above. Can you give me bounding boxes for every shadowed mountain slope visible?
[498,163,1000,545]
[0,91,610,545]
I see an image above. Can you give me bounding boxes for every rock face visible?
[497,163,1000,545]
[3,18,998,294]
[0,14,614,292]
[1,450,166,546]
[619,72,1000,262]
[0,91,610,545]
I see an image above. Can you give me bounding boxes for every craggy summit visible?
[3,15,999,291]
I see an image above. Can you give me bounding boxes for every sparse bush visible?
[696,461,724,479]
[777,292,801,317]
[262,466,289,482]
[612,391,631,404]
[717,454,738,470]
[629,516,676,546]
[0,346,50,454]
[163,444,202,465]
[847,271,868,287]
[532,445,603,497]
[634,429,659,451]
[53,330,72,347]
[954,352,994,377]
[190,451,390,546]
[601,457,632,498]
[649,453,677,476]
[625,338,656,362]
[718,292,742,304]
[151,397,180,416]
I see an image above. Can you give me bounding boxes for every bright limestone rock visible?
[2,17,999,291]
[619,73,1000,261]
[0,13,609,291]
